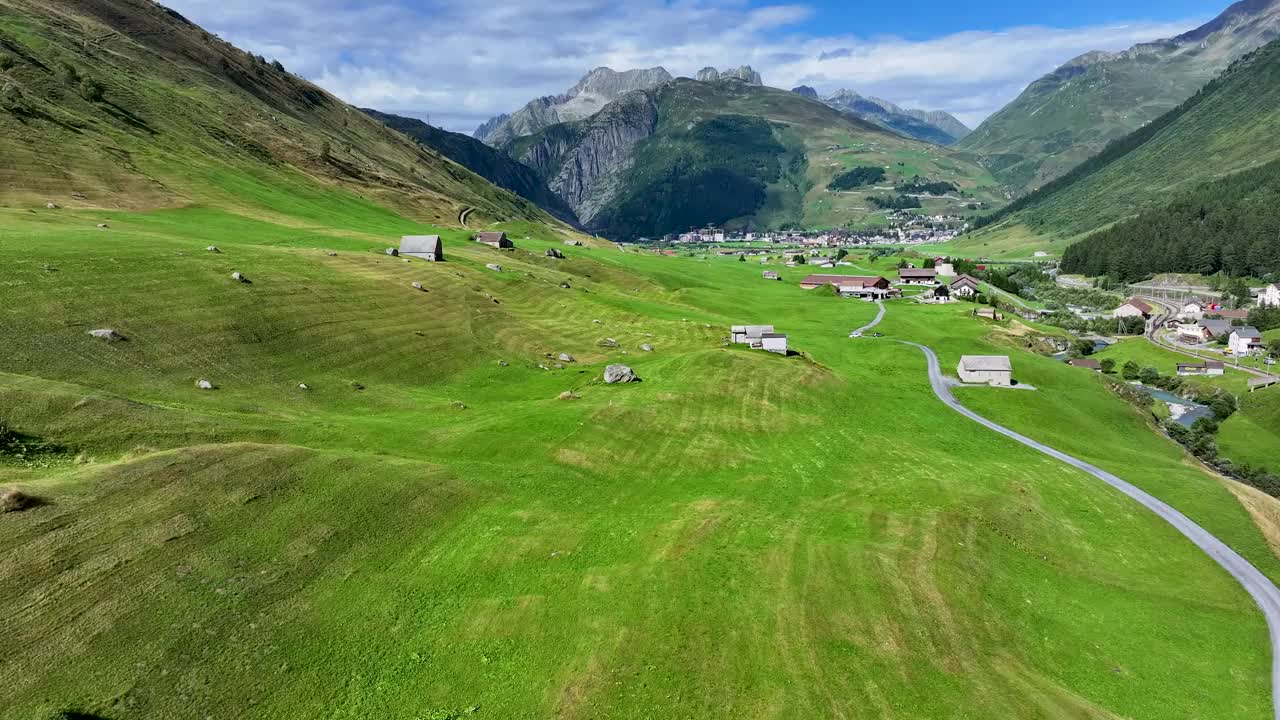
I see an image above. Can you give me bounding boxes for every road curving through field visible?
[859,299,1280,717]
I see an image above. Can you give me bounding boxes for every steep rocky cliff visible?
[508,91,660,226]
[695,66,763,84]
[474,66,670,146]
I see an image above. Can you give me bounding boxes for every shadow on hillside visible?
[101,101,157,135]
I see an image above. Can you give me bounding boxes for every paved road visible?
[854,301,1280,714]
[850,300,886,336]
[900,338,1280,717]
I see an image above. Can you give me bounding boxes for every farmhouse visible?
[1177,360,1226,376]
[800,274,890,291]
[957,355,1012,387]
[1179,301,1207,320]
[1113,298,1153,319]
[1068,358,1102,371]
[760,333,789,355]
[475,231,513,249]
[1229,327,1264,355]
[918,285,952,304]
[898,268,938,285]
[763,270,780,280]
[1181,318,1233,343]
[949,275,980,298]
[1260,284,1280,307]
[731,325,775,344]
[399,235,444,261]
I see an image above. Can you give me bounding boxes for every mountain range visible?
[494,77,1000,239]
[817,89,971,145]
[959,0,1280,191]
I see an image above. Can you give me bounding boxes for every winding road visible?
[857,301,1280,716]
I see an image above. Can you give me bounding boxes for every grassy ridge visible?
[959,39,1280,257]
[2,201,1279,718]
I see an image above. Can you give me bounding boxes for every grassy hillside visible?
[958,0,1280,191]
[0,0,557,227]
[957,39,1280,258]
[3,198,1280,718]
[508,79,1003,240]
[362,109,581,225]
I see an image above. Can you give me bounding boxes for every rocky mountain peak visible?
[791,85,819,98]
[568,66,673,99]
[695,65,763,85]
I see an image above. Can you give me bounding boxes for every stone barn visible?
[957,355,1012,386]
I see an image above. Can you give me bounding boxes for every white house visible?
[1113,298,1153,319]
[1229,327,1264,355]
[760,333,788,355]
[898,268,937,285]
[1178,301,1206,320]
[1260,284,1280,307]
[935,262,955,277]
[731,325,774,344]
[949,275,980,298]
[957,355,1012,386]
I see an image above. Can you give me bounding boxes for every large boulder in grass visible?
[545,248,564,259]
[88,328,124,342]
[604,365,639,384]
[558,353,575,363]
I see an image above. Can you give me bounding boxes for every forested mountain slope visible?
[959,39,1280,256]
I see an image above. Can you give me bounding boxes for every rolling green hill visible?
[957,38,1280,258]
[505,78,1003,239]
[0,0,560,228]
[5,2,1280,719]
[363,109,581,225]
[959,0,1280,192]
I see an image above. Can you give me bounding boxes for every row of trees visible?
[828,166,886,190]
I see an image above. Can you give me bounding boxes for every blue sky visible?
[789,0,1216,38]
[163,0,1224,133]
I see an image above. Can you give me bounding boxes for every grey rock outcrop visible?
[196,379,215,390]
[513,90,660,226]
[88,328,124,342]
[640,343,654,352]
[231,272,249,283]
[604,364,639,384]
[206,246,220,253]
[386,248,399,257]
[475,66,672,146]
[486,263,502,272]
[791,85,819,98]
[696,66,763,85]
[545,248,564,259]
[558,353,576,363]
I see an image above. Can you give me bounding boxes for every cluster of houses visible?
[731,324,788,355]
[798,274,899,300]
[917,274,981,304]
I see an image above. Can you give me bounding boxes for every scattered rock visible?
[326,251,338,256]
[485,263,502,272]
[498,360,509,367]
[1,487,41,514]
[411,282,425,291]
[604,364,640,384]
[206,246,221,253]
[71,191,87,200]
[45,202,58,210]
[88,328,124,342]
[298,383,310,390]
[545,248,564,259]
[386,248,399,256]
[451,401,467,410]
[196,379,215,390]
[538,364,550,371]
[231,271,249,283]
[558,391,580,401]
[640,343,654,352]
[559,281,571,289]
[553,363,565,369]
[97,223,109,229]
[350,381,365,391]
[564,240,582,246]
[592,319,602,324]
[599,338,619,348]
[558,353,576,363]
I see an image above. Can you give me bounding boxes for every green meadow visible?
[2,202,1280,720]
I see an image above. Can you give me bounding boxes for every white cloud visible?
[162,0,1205,133]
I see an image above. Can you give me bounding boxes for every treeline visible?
[972,45,1272,231]
[866,195,921,210]
[895,179,956,195]
[1059,157,1280,282]
[828,166,885,190]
